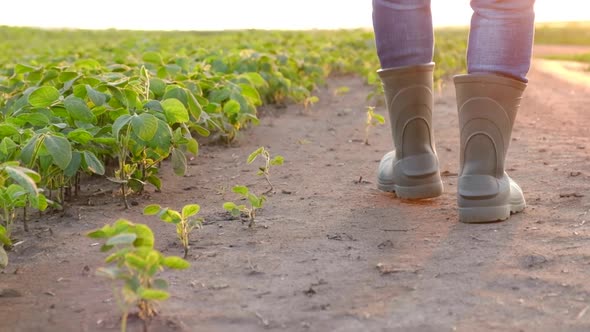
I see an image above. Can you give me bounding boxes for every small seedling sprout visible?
[247,147,284,194]
[223,185,266,228]
[143,204,203,258]
[364,106,385,145]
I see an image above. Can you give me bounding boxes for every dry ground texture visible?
[2,45,590,332]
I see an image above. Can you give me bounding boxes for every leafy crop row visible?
[0,26,467,242]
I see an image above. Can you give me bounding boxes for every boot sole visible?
[377,181,444,200]
[459,202,526,223]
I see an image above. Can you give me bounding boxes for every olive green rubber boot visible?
[376,63,444,199]
[454,74,527,223]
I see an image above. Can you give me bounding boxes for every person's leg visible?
[467,0,536,82]
[372,0,434,68]
[454,0,535,222]
[372,0,443,199]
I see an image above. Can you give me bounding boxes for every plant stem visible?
[248,210,255,228]
[23,206,28,232]
[4,209,11,237]
[121,183,129,209]
[75,172,80,196]
[263,175,274,194]
[121,312,128,332]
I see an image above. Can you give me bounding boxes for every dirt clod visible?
[326,233,356,241]
[521,254,548,269]
[0,288,22,298]
[559,192,584,198]
[377,240,394,249]
[303,286,316,297]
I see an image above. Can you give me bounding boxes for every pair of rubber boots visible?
[376,63,526,223]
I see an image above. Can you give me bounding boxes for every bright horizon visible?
[0,0,588,31]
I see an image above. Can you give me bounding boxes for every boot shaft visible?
[378,63,436,160]
[454,74,526,178]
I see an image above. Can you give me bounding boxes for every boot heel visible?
[392,180,444,200]
[459,205,510,223]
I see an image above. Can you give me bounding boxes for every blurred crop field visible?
[535,22,590,64]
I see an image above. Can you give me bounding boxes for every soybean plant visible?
[223,185,266,228]
[143,203,203,258]
[364,106,385,145]
[247,147,284,194]
[87,219,189,332]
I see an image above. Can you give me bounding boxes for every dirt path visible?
[2,55,590,332]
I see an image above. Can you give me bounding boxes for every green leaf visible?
[146,251,160,266]
[0,138,17,156]
[182,204,200,218]
[186,138,198,155]
[64,96,95,123]
[143,52,163,64]
[248,193,260,207]
[190,124,210,137]
[112,114,132,140]
[232,185,249,195]
[223,202,237,211]
[31,194,48,211]
[373,113,385,124]
[15,113,50,126]
[131,113,159,141]
[143,204,161,216]
[187,91,203,121]
[105,233,137,246]
[239,84,262,106]
[146,175,162,191]
[82,151,105,175]
[20,135,39,167]
[64,151,82,178]
[4,166,38,195]
[159,209,182,224]
[0,124,20,137]
[15,63,38,74]
[144,119,172,152]
[58,71,78,82]
[223,99,240,115]
[67,129,94,144]
[86,229,107,239]
[75,58,101,70]
[247,147,264,164]
[125,253,147,269]
[86,85,107,106]
[28,86,60,107]
[170,148,187,176]
[0,226,11,246]
[161,98,189,124]
[100,244,114,252]
[43,135,72,170]
[163,87,188,105]
[239,72,267,88]
[149,78,166,97]
[270,155,284,166]
[133,224,154,248]
[231,207,244,217]
[139,288,169,300]
[162,256,190,269]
